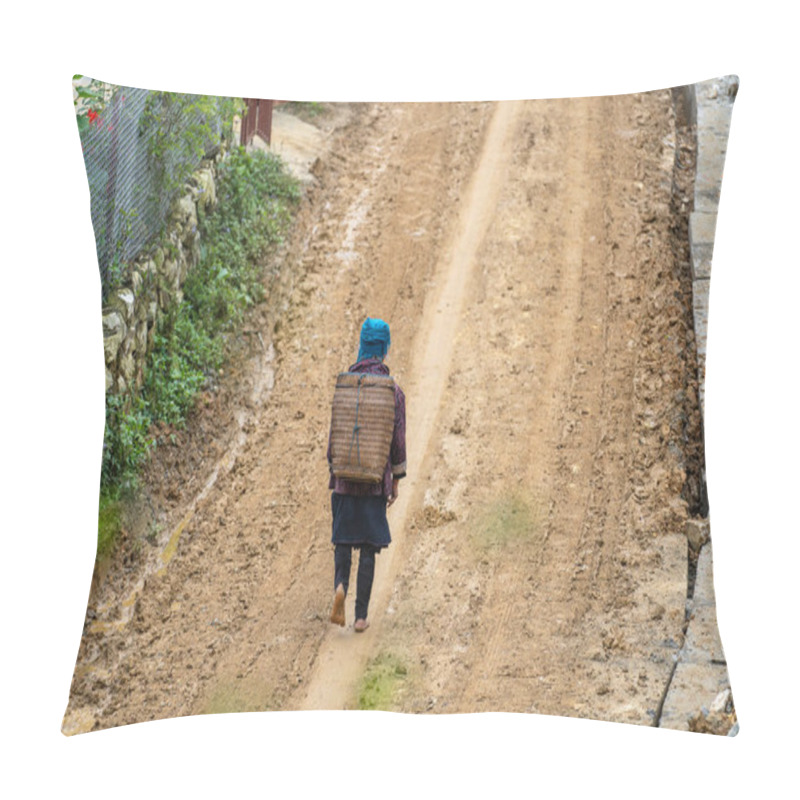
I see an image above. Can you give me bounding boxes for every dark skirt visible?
[331,492,391,549]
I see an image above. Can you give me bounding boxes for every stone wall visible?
[101,159,220,395]
[688,75,738,420]
[659,76,739,735]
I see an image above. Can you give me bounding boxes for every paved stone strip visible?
[659,543,732,731]
[660,76,739,734]
[689,75,738,420]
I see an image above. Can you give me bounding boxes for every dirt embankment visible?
[65,90,708,732]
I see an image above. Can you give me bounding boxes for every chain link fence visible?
[77,82,232,300]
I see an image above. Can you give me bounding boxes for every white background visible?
[2,1,796,797]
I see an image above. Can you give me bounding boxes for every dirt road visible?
[65,90,705,731]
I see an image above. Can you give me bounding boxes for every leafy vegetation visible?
[101,393,153,490]
[99,147,300,552]
[74,78,245,300]
[142,91,242,206]
[470,492,541,550]
[358,653,408,710]
[72,75,112,137]
[280,100,325,120]
[97,489,124,560]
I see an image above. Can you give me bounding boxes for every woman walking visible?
[327,318,407,632]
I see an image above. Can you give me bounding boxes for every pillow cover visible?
[63,76,738,736]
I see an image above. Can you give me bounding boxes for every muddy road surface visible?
[65,91,705,732]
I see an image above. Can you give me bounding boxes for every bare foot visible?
[354,618,370,633]
[330,585,346,627]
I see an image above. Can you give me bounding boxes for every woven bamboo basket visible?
[330,372,396,482]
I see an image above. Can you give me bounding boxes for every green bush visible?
[99,148,299,552]
[143,326,207,427]
[101,392,153,489]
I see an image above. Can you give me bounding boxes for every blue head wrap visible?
[357,317,391,362]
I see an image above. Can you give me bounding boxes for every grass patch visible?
[470,492,541,550]
[202,683,252,715]
[97,489,123,559]
[358,653,408,711]
[280,100,325,120]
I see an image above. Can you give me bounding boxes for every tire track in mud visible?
[299,101,523,710]
[366,90,695,724]
[455,98,593,706]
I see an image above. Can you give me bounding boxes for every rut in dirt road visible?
[369,92,700,722]
[299,100,523,710]
[65,91,705,730]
